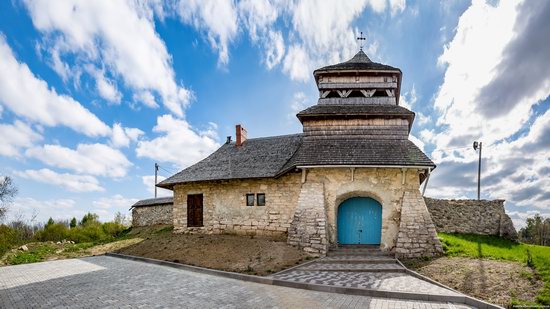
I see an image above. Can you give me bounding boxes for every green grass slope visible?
[439,233,550,304]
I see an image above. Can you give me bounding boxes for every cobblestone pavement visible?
[271,270,460,296]
[270,253,462,297]
[298,262,404,271]
[0,256,472,308]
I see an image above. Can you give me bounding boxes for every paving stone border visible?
[105,252,502,308]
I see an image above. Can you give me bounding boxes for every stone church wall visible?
[172,173,302,237]
[132,205,172,227]
[305,167,421,251]
[424,198,517,240]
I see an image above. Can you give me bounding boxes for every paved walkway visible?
[271,253,462,297]
[0,256,472,308]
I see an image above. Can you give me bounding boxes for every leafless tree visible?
[0,176,18,221]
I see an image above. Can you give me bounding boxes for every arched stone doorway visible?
[337,197,382,245]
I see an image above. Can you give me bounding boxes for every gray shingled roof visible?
[297,104,415,122]
[131,197,173,208]
[314,50,401,74]
[279,139,435,175]
[157,134,303,188]
[157,133,434,188]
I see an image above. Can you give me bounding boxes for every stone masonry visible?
[425,198,517,240]
[288,182,328,256]
[172,173,301,237]
[132,205,172,227]
[395,191,443,258]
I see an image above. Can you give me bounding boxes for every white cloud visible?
[15,168,104,192]
[173,0,404,78]
[432,0,526,149]
[88,67,122,104]
[238,0,278,41]
[177,0,239,66]
[409,134,425,152]
[24,0,191,116]
[142,175,171,198]
[0,35,110,137]
[133,91,159,109]
[92,194,138,221]
[111,123,144,148]
[283,44,310,81]
[136,114,220,168]
[425,0,550,212]
[26,143,132,178]
[289,91,310,118]
[264,30,285,70]
[8,197,83,224]
[0,121,42,157]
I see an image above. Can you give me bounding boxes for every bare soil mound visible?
[117,226,310,276]
[403,256,543,305]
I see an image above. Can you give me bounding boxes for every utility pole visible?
[154,163,159,198]
[473,141,482,200]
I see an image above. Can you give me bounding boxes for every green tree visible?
[69,217,77,228]
[80,213,99,226]
[45,217,55,228]
[519,214,549,246]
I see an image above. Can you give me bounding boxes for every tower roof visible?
[313,50,401,76]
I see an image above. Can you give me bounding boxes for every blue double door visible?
[337,197,382,245]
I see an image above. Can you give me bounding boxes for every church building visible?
[157,50,443,258]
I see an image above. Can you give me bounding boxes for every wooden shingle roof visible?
[157,134,303,189]
[157,134,434,189]
[314,50,401,75]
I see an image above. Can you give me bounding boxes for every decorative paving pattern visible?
[271,270,461,296]
[298,262,404,271]
[321,255,397,261]
[0,256,471,308]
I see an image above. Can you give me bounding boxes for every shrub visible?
[80,213,99,226]
[0,224,17,256]
[68,223,106,243]
[102,222,126,238]
[69,217,77,228]
[36,223,68,242]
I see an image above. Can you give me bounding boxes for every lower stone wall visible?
[424,198,517,240]
[132,205,172,227]
[288,182,328,256]
[395,190,443,258]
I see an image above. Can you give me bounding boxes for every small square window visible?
[257,193,265,206]
[246,194,255,206]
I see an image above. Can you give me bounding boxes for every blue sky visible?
[0,0,548,228]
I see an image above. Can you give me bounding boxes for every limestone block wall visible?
[172,173,301,237]
[132,205,172,227]
[288,182,328,256]
[395,191,443,258]
[424,198,518,240]
[305,167,421,251]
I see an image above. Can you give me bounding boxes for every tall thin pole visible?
[154,163,159,198]
[477,142,482,200]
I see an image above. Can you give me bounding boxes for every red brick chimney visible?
[236,124,247,146]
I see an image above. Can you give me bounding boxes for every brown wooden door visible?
[187,194,203,227]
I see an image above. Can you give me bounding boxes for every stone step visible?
[297,262,405,272]
[318,256,398,264]
[327,250,394,257]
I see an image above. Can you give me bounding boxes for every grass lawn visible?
[439,233,550,305]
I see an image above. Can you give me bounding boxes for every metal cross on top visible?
[357,31,366,50]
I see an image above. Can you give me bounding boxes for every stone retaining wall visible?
[132,205,172,227]
[424,198,517,240]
